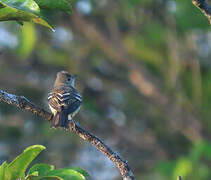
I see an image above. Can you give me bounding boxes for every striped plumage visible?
[48,71,82,128]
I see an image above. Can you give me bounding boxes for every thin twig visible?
[192,0,211,24]
[0,89,135,180]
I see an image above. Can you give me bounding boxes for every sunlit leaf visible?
[0,0,54,30]
[69,167,89,177]
[36,176,64,180]
[46,168,86,180]
[28,175,63,180]
[7,145,46,180]
[26,172,38,180]
[0,161,8,179]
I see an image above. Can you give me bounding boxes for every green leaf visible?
[46,168,86,180]
[28,165,88,180]
[70,167,89,177]
[0,0,54,30]
[26,172,64,180]
[34,0,72,14]
[28,175,63,180]
[36,176,64,180]
[28,163,54,176]
[0,0,40,14]
[26,172,39,180]
[0,161,8,179]
[7,145,46,180]
[30,171,39,176]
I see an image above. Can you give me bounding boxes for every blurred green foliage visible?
[0,0,211,180]
[156,140,211,180]
[175,0,209,33]
[18,23,36,59]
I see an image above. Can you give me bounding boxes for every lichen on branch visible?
[0,89,135,180]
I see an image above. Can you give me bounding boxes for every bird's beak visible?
[72,75,77,79]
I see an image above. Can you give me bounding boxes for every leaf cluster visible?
[0,145,89,180]
[0,0,72,30]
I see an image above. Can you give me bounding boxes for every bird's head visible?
[54,71,76,87]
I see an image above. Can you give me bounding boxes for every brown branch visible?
[192,0,211,24]
[0,89,135,180]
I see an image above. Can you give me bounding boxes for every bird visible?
[48,71,82,128]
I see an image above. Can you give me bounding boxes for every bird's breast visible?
[49,105,57,115]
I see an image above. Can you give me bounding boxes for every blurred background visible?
[0,0,211,179]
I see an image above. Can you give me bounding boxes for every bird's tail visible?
[51,110,69,128]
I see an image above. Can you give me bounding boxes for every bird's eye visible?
[67,78,71,81]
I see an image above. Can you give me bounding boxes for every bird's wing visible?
[48,86,82,113]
